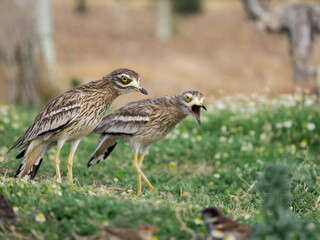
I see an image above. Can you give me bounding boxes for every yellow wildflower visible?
[182,192,190,198]
[169,162,176,170]
[35,213,46,222]
[278,146,284,153]
[300,139,307,148]
[194,218,203,225]
[102,220,109,226]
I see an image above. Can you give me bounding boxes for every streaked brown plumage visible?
[88,91,206,194]
[102,224,158,240]
[202,207,252,240]
[0,192,16,224]
[72,221,158,240]
[7,68,148,183]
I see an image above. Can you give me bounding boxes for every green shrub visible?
[71,76,81,89]
[251,164,320,240]
[172,0,202,14]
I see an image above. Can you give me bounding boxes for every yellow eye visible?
[122,76,128,82]
[185,96,191,102]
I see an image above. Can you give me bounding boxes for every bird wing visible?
[93,100,153,136]
[217,217,250,232]
[104,227,143,240]
[8,94,82,153]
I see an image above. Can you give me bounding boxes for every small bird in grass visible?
[88,90,206,194]
[202,207,252,240]
[0,192,16,225]
[101,224,158,240]
[6,68,148,183]
[72,220,158,240]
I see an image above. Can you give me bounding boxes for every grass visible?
[1,91,320,239]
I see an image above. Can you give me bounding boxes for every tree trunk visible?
[156,0,172,41]
[242,0,319,83]
[36,0,55,83]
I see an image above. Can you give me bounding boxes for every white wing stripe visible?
[113,116,150,122]
[47,104,81,118]
[106,125,139,134]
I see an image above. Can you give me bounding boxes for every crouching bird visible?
[202,207,252,240]
[6,68,148,183]
[88,90,206,194]
[72,220,158,240]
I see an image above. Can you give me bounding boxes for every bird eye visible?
[185,96,191,102]
[122,76,128,83]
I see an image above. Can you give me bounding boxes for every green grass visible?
[1,93,320,239]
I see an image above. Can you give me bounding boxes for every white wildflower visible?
[214,153,221,159]
[194,218,203,225]
[214,173,221,179]
[211,229,224,238]
[249,130,255,136]
[35,213,46,222]
[221,125,227,134]
[224,234,236,240]
[240,143,253,152]
[181,133,189,139]
[306,122,316,131]
[13,206,19,214]
[300,139,307,148]
[259,133,267,141]
[283,120,293,128]
[219,136,227,142]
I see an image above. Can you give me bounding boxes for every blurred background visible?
[0,0,320,107]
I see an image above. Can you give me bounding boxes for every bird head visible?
[109,68,148,95]
[202,206,224,220]
[180,90,206,125]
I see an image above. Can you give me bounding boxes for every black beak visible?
[202,105,207,111]
[135,85,148,95]
[139,87,148,95]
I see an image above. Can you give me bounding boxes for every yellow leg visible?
[138,153,145,167]
[133,153,153,194]
[54,148,62,183]
[67,139,81,184]
[137,153,146,194]
[67,151,74,184]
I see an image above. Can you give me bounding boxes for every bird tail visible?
[6,134,27,157]
[15,141,48,180]
[87,135,118,167]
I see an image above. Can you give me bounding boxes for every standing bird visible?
[88,91,206,194]
[6,68,148,183]
[202,207,252,240]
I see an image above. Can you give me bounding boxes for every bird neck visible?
[98,80,122,108]
[79,78,121,109]
[168,95,190,120]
